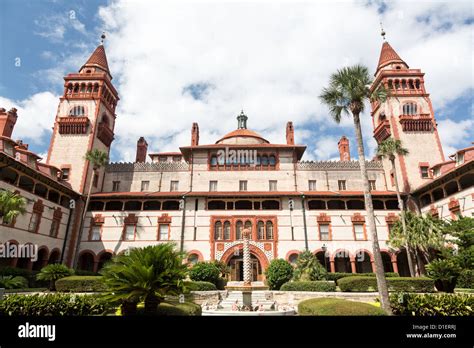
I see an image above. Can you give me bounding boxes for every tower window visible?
[455,153,464,166]
[239,180,248,191]
[209,181,217,192]
[269,180,277,191]
[61,168,70,181]
[402,103,417,115]
[308,180,317,191]
[369,180,376,191]
[420,166,429,179]
[338,180,347,191]
[141,181,149,192]
[69,106,85,116]
[112,181,121,192]
[170,181,179,192]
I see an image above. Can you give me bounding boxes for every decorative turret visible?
[338,136,350,161]
[136,137,148,163]
[286,122,294,145]
[191,122,199,146]
[0,107,18,138]
[237,110,248,129]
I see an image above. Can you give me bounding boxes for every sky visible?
[0,0,472,163]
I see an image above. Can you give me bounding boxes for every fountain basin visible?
[202,308,296,316]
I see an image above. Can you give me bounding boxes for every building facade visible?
[1,40,472,279]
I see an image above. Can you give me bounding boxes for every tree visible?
[320,64,391,313]
[100,244,188,315]
[265,259,294,290]
[36,264,74,291]
[376,138,415,277]
[292,250,326,281]
[0,189,26,225]
[388,211,445,275]
[73,149,109,267]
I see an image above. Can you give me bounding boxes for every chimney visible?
[338,136,350,161]
[0,107,18,138]
[286,121,294,145]
[136,137,148,163]
[191,122,199,146]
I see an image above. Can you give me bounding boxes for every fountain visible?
[202,228,296,316]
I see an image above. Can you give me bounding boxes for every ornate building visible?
[1,39,473,279]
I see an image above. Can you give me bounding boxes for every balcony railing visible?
[399,114,434,132]
[97,122,114,146]
[58,116,89,134]
[373,119,391,143]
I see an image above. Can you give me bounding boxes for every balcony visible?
[399,113,434,132]
[373,119,391,144]
[58,116,89,135]
[97,122,114,146]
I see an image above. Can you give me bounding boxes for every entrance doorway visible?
[228,254,262,281]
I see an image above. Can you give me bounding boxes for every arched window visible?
[214,221,222,240]
[266,221,273,240]
[69,106,85,116]
[269,155,276,166]
[245,220,252,235]
[257,221,265,240]
[223,221,231,240]
[256,156,261,165]
[210,156,217,166]
[261,156,268,165]
[188,254,199,265]
[101,114,110,127]
[236,220,243,240]
[403,103,417,115]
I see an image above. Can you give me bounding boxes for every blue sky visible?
[0,0,472,162]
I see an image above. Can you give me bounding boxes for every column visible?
[330,260,335,273]
[350,259,356,273]
[242,228,251,286]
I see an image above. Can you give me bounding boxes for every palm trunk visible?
[352,113,391,314]
[73,169,96,268]
[390,158,415,277]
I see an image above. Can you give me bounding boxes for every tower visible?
[0,107,18,137]
[371,34,444,192]
[338,135,350,161]
[46,36,119,194]
[191,122,199,146]
[286,121,294,145]
[136,137,148,163]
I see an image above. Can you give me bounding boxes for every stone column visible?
[350,259,356,273]
[330,260,335,273]
[242,228,252,286]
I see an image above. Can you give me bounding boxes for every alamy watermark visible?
[216,147,258,165]
[0,242,38,262]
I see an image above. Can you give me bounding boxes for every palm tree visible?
[100,244,188,315]
[36,263,74,291]
[320,64,391,313]
[73,149,109,267]
[0,189,27,225]
[388,211,445,276]
[293,250,327,281]
[376,138,415,277]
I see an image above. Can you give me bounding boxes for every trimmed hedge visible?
[155,302,202,316]
[457,269,474,289]
[280,281,336,292]
[298,298,386,316]
[189,262,220,286]
[338,276,434,293]
[325,272,399,283]
[55,276,106,292]
[0,293,110,316]
[390,293,474,316]
[265,259,293,290]
[183,281,217,291]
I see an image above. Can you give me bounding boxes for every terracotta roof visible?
[216,129,269,144]
[81,44,110,74]
[149,152,183,156]
[377,42,406,71]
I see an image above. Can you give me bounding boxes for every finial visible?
[380,22,386,41]
[100,32,106,44]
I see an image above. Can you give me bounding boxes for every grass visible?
[4,288,48,293]
[298,298,387,316]
[115,300,202,316]
[454,288,474,293]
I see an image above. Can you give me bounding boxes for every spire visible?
[376,41,407,74]
[237,110,248,129]
[80,33,111,77]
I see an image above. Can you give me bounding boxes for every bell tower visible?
[46,34,119,194]
[370,31,444,192]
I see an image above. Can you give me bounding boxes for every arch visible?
[34,183,48,198]
[0,166,18,184]
[331,249,352,273]
[396,249,411,277]
[327,200,345,210]
[308,200,326,210]
[214,221,222,240]
[162,200,179,210]
[257,220,265,240]
[420,194,432,207]
[347,200,365,210]
[32,246,49,271]
[187,250,204,264]
[208,200,225,210]
[445,181,458,196]
[18,176,34,192]
[77,250,96,272]
[48,249,61,264]
[16,243,35,270]
[459,173,474,190]
[104,201,123,211]
[261,200,280,210]
[314,249,330,272]
[385,200,399,210]
[235,200,252,210]
[354,249,373,273]
[380,251,394,273]
[69,105,86,116]
[124,201,142,211]
[432,188,444,201]
[220,244,269,270]
[143,200,161,211]
[236,220,243,240]
[97,250,113,271]
[285,250,301,264]
[372,199,385,210]
[101,113,110,128]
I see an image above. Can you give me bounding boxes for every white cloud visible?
[312,136,340,161]
[91,0,472,162]
[34,12,87,41]
[0,92,59,145]
[437,118,474,157]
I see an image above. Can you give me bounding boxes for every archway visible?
[227,254,262,282]
[78,251,95,272]
[315,251,330,272]
[221,245,269,282]
[396,249,410,277]
[333,250,351,273]
[355,251,373,273]
[48,249,61,264]
[32,247,49,271]
[381,252,394,273]
[97,252,113,272]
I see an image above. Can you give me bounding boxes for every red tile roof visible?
[377,42,406,71]
[216,129,269,144]
[82,44,110,74]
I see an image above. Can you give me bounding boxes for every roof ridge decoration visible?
[297,160,383,170]
[106,162,190,172]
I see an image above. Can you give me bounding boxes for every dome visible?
[215,110,269,145]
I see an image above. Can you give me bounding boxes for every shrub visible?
[36,264,74,291]
[338,276,434,293]
[457,269,474,289]
[293,251,326,281]
[298,298,386,316]
[390,292,474,316]
[216,277,227,290]
[264,259,293,290]
[325,272,399,283]
[155,301,202,316]
[0,276,28,289]
[74,270,99,276]
[426,258,462,293]
[0,293,110,316]
[189,262,220,286]
[280,281,336,292]
[55,276,106,292]
[183,281,217,291]
[0,267,45,288]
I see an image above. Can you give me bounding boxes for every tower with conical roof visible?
[46,34,119,194]
[370,30,444,193]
